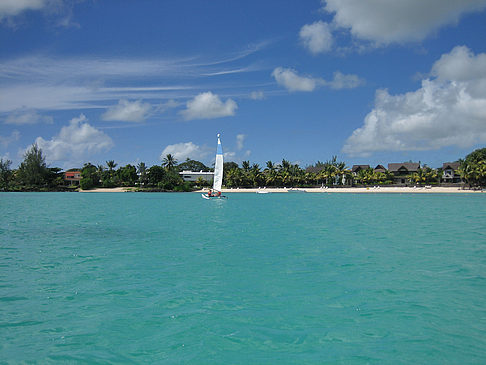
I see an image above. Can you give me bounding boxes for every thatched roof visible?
[388,162,420,172]
[351,165,370,173]
[442,162,460,170]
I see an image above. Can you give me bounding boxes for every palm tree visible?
[280,159,291,173]
[162,154,177,170]
[106,160,117,171]
[225,167,243,188]
[137,162,147,186]
[265,160,276,173]
[249,163,264,187]
[241,160,251,172]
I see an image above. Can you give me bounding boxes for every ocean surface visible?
[1,192,485,364]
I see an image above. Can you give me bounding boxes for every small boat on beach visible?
[202,134,227,200]
[287,188,306,193]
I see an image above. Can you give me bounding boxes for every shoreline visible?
[202,186,484,194]
[76,186,485,193]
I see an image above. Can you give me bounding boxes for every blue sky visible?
[1,0,486,169]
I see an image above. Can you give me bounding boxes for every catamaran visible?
[202,134,226,199]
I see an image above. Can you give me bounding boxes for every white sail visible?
[213,134,223,192]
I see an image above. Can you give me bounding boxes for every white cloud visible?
[0,130,20,148]
[5,108,53,125]
[272,67,363,92]
[327,71,365,89]
[431,45,486,82]
[160,142,211,161]
[272,67,321,92]
[299,20,333,54]
[101,99,152,122]
[223,151,236,161]
[236,134,246,150]
[34,114,114,165]
[323,0,486,44]
[0,0,47,20]
[180,92,237,120]
[250,91,265,100]
[342,46,486,157]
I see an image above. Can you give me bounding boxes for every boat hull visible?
[201,193,227,199]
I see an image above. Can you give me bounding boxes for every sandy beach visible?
[201,186,485,194]
[79,187,135,192]
[79,186,484,193]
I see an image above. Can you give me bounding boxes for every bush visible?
[80,177,94,190]
[173,182,193,192]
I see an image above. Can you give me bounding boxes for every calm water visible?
[1,192,485,364]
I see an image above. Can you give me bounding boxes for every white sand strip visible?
[193,187,484,194]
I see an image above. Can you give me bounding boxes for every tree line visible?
[1,145,485,191]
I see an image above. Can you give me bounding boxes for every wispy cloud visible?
[0,48,267,113]
[250,91,265,100]
[5,108,53,125]
[236,134,246,150]
[0,0,47,21]
[0,130,20,148]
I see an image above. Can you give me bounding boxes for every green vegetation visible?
[458,148,486,188]
[1,147,485,192]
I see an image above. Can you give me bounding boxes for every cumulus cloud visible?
[299,20,333,54]
[250,91,265,100]
[160,142,211,161]
[342,46,486,156]
[5,108,53,125]
[0,0,47,20]
[0,130,20,148]
[101,99,152,122]
[326,71,365,89]
[236,134,246,150]
[272,67,321,92]
[224,151,236,160]
[34,114,114,164]
[272,67,363,92]
[180,92,237,120]
[323,0,486,44]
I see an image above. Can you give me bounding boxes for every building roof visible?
[442,162,460,170]
[374,164,386,171]
[179,170,214,175]
[351,165,370,172]
[64,171,81,180]
[388,163,420,172]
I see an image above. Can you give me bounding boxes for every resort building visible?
[374,165,387,173]
[388,162,420,184]
[64,170,81,185]
[351,165,370,175]
[179,170,214,182]
[442,162,462,183]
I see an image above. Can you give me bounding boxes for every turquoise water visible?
[1,192,486,364]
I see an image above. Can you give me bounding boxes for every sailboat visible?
[202,134,227,199]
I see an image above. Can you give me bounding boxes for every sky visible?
[1,0,486,170]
